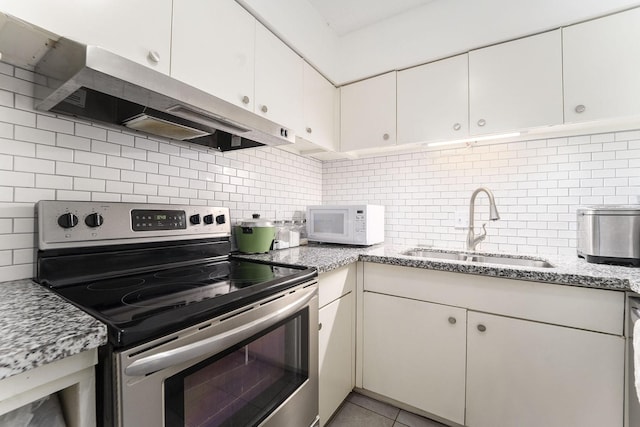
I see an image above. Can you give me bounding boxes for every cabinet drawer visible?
[319,264,356,309]
[363,263,624,335]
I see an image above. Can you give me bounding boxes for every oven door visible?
[115,283,319,427]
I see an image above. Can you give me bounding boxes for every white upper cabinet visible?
[469,29,563,135]
[0,0,172,74]
[255,23,304,133]
[563,7,640,123]
[397,54,469,144]
[341,72,397,151]
[171,0,256,110]
[300,62,338,151]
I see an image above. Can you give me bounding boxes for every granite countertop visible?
[0,280,107,382]
[235,243,640,293]
[2,243,638,383]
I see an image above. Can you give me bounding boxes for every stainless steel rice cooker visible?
[234,214,276,254]
[577,205,640,266]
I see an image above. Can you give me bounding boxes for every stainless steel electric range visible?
[34,201,319,427]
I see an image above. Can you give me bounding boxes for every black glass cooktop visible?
[50,259,316,347]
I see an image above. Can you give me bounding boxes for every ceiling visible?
[307,0,435,36]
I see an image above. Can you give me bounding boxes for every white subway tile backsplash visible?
[135,137,159,152]
[15,126,55,146]
[106,180,134,194]
[35,174,73,190]
[134,160,159,174]
[36,115,74,134]
[36,144,74,162]
[12,248,33,265]
[57,134,91,151]
[75,123,107,140]
[0,188,13,202]
[14,188,55,203]
[107,131,135,147]
[74,177,106,192]
[0,89,13,107]
[55,161,91,178]
[133,183,158,196]
[0,250,12,266]
[121,146,146,160]
[0,138,35,157]
[121,194,148,203]
[75,150,107,167]
[121,170,146,183]
[0,218,11,233]
[0,170,35,187]
[0,74,32,97]
[14,157,55,174]
[56,190,91,201]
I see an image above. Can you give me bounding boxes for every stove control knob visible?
[85,213,104,228]
[57,212,78,229]
[190,214,201,225]
[203,214,214,225]
[215,214,226,224]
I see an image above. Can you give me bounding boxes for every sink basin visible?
[401,249,555,268]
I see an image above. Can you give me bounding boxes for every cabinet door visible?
[563,7,640,123]
[171,0,256,110]
[397,54,469,144]
[469,29,563,135]
[255,23,304,132]
[362,292,466,424]
[319,292,354,426]
[340,72,396,151]
[466,311,624,427]
[300,62,338,151]
[0,0,172,74]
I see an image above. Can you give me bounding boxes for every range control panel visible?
[37,201,231,250]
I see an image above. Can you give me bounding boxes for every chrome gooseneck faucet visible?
[466,187,500,251]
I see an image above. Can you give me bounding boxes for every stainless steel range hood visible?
[0,13,294,151]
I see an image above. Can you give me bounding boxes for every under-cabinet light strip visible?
[426,132,521,147]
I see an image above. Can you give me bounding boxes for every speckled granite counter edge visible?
[0,280,108,381]
[235,244,640,293]
[359,254,632,291]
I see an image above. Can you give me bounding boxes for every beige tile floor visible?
[326,392,447,427]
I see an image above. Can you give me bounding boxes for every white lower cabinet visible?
[361,262,625,427]
[0,350,98,427]
[466,311,624,427]
[363,292,466,424]
[318,264,356,426]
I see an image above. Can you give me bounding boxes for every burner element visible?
[122,284,200,308]
[154,267,205,280]
[87,278,145,291]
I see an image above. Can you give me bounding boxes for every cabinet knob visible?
[306,127,312,134]
[448,316,457,325]
[453,123,461,131]
[575,104,586,114]
[477,119,486,127]
[383,133,390,141]
[477,324,487,332]
[147,50,161,64]
[261,105,268,113]
[242,96,250,105]
[318,323,323,331]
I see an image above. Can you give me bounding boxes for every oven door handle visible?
[124,287,317,377]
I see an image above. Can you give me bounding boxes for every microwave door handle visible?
[124,287,317,377]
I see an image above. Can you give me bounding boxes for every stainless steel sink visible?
[401,249,555,268]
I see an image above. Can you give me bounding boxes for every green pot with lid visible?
[234,214,276,254]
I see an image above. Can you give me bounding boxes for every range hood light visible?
[426,132,521,147]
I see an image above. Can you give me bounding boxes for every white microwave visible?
[306,205,385,246]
